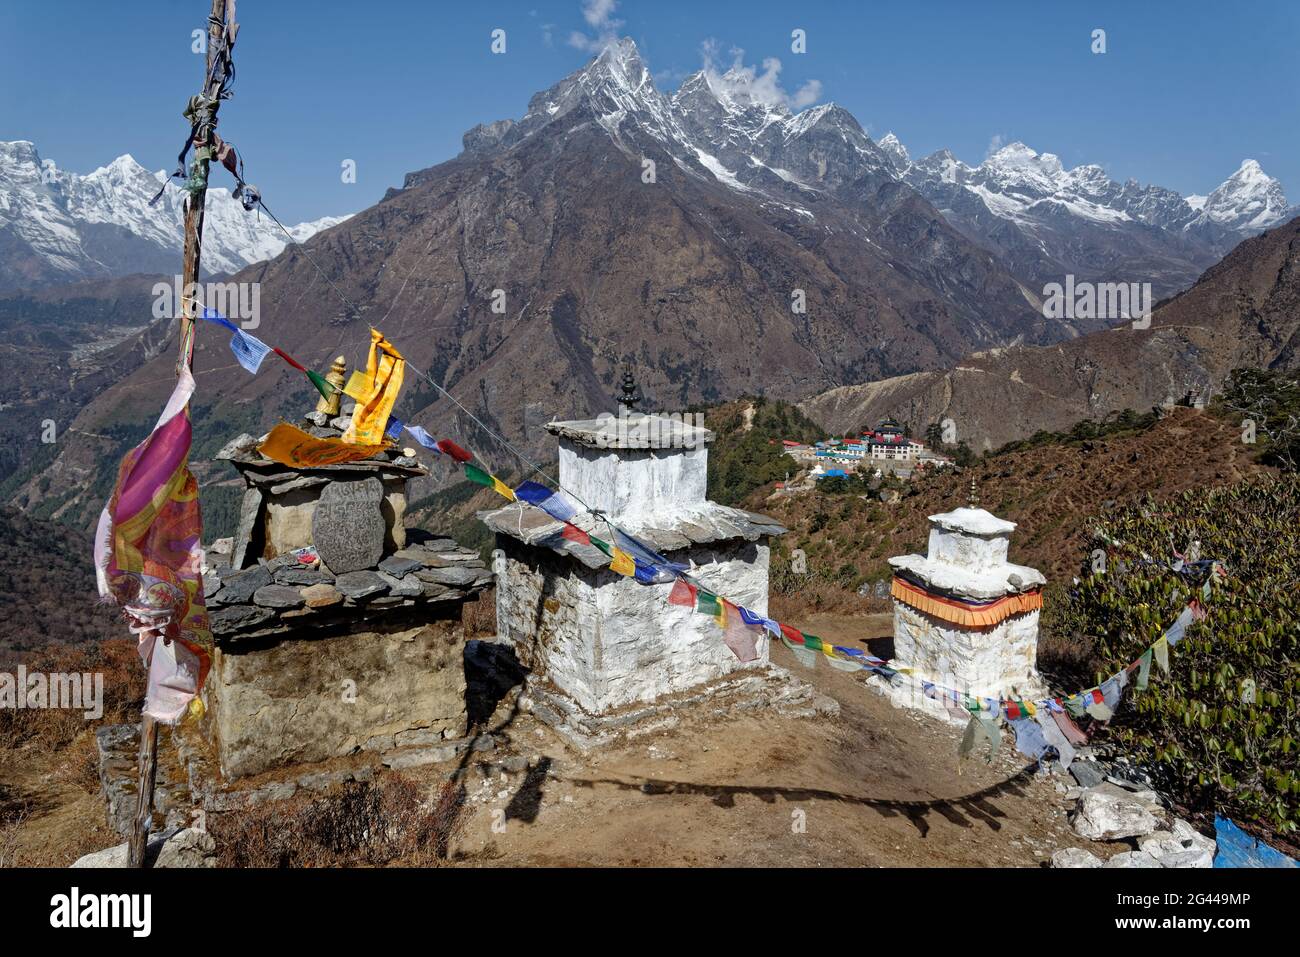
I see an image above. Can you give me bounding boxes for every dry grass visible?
[0,804,28,867]
[210,773,467,867]
[0,638,143,753]
[462,588,497,638]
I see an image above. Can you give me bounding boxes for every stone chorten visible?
[481,411,795,745]
[200,395,492,779]
[885,503,1047,723]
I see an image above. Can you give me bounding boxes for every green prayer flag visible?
[959,715,1001,763]
[464,464,494,488]
[780,634,818,670]
[1135,649,1153,691]
[802,634,824,652]
[1153,635,1170,676]
[589,536,612,556]
[696,591,720,616]
[305,369,334,401]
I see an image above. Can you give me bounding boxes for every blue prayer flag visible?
[404,424,442,452]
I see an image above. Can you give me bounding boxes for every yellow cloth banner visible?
[344,329,405,446]
[259,422,386,468]
[492,477,516,501]
[610,547,636,577]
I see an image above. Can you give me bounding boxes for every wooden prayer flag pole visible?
[128,0,232,869]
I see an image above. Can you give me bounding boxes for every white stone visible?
[70,828,215,868]
[1051,847,1103,868]
[557,435,709,524]
[1071,790,1160,841]
[498,541,771,713]
[1105,850,1163,868]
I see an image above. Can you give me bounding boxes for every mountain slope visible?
[801,214,1300,448]
[0,140,349,291]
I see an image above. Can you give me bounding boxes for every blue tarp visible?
[1213,816,1296,868]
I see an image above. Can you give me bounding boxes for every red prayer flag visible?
[779,623,805,644]
[437,439,473,462]
[561,523,591,546]
[668,579,697,607]
[272,347,307,373]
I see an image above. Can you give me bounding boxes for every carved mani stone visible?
[311,477,385,573]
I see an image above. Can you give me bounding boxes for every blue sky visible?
[1,0,1296,223]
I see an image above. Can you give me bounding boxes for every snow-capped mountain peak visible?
[1197,158,1292,230]
[0,140,350,291]
[877,132,910,172]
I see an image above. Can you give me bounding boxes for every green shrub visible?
[1057,478,1299,833]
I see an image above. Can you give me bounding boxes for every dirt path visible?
[434,614,1081,867]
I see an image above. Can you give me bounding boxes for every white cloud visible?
[700,39,823,110]
[569,0,623,53]
[986,133,1006,158]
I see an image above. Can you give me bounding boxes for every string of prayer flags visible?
[93,363,211,725]
[198,309,334,400]
[199,309,271,373]
[344,329,405,446]
[259,422,386,468]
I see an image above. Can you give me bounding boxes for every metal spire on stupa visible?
[968,475,979,509]
[615,366,642,413]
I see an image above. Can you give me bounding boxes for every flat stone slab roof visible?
[545,413,714,450]
[928,506,1017,537]
[888,554,1046,600]
[481,500,786,570]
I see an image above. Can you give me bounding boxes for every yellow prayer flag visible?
[610,547,636,577]
[342,369,370,401]
[343,328,405,446]
[492,477,516,501]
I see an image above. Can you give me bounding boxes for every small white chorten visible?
[885,488,1046,723]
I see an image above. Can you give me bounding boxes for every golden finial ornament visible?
[968,475,979,509]
[316,355,347,416]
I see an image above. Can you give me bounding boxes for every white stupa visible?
[884,484,1047,724]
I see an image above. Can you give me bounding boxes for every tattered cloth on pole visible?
[343,328,405,446]
[93,366,211,724]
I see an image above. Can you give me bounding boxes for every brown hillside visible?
[802,215,1300,448]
